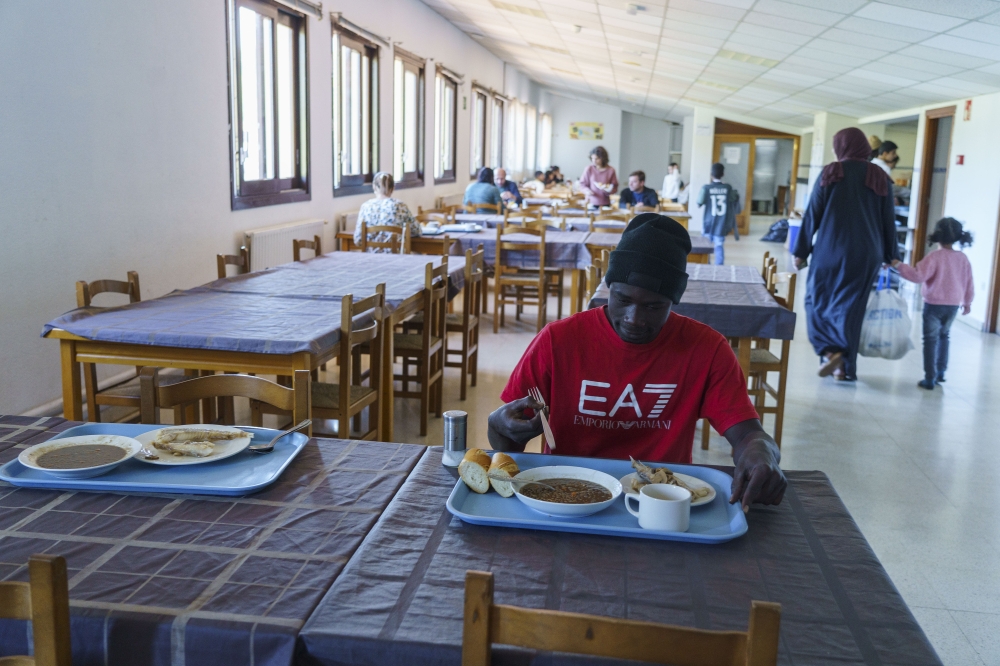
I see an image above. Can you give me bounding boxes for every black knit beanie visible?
[604,213,690,303]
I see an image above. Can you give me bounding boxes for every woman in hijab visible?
[793,127,898,381]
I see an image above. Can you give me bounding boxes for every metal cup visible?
[442,411,468,467]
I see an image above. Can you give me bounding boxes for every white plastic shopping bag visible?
[859,268,914,360]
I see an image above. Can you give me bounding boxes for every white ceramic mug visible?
[624,484,691,532]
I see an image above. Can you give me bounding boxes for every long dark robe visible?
[794,161,898,377]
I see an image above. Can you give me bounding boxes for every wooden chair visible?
[589,213,630,232]
[461,202,502,214]
[416,205,456,222]
[335,231,359,251]
[463,570,780,666]
[745,272,796,448]
[309,286,385,440]
[140,368,311,432]
[633,203,661,214]
[503,209,543,227]
[0,555,72,666]
[394,262,448,435]
[293,235,322,261]
[494,225,547,333]
[75,272,187,422]
[216,246,250,279]
[358,220,411,254]
[446,247,484,400]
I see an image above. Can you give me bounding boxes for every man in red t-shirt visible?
[488,214,786,511]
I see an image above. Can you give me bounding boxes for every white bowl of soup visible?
[19,435,143,479]
[512,466,623,517]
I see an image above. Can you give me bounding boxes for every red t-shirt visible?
[500,307,759,463]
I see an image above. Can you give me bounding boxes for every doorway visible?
[712,120,800,236]
[913,106,955,263]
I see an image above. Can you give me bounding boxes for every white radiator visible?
[244,218,327,270]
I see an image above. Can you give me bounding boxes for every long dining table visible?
[43,252,466,442]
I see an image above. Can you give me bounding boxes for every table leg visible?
[569,269,586,315]
[60,340,83,420]
[381,318,396,442]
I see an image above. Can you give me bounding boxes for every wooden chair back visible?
[417,205,456,221]
[772,272,796,311]
[593,248,610,281]
[76,271,141,308]
[410,235,453,256]
[358,220,411,254]
[464,246,485,323]
[333,284,385,439]
[463,570,780,666]
[415,211,453,227]
[661,202,687,212]
[0,554,72,666]
[462,202,502,214]
[589,211,630,232]
[633,203,661,214]
[140,368,311,429]
[761,251,771,277]
[422,260,450,345]
[217,246,250,279]
[496,224,546,274]
[293,235,322,262]
[503,209,543,227]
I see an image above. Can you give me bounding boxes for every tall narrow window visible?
[490,95,505,169]
[333,26,378,196]
[538,113,552,171]
[509,100,526,176]
[471,88,487,177]
[434,70,458,183]
[393,50,425,188]
[525,104,537,178]
[228,0,308,209]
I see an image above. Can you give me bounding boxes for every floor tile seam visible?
[946,608,992,666]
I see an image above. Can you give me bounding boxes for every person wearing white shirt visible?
[872,141,897,177]
[523,170,547,195]
[661,162,683,202]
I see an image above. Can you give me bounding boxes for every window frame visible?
[393,48,425,190]
[332,25,380,198]
[490,94,505,170]
[433,68,459,184]
[227,0,310,211]
[470,86,488,178]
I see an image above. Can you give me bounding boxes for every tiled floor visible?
[384,216,1000,666]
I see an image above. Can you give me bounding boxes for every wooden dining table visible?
[43,253,466,442]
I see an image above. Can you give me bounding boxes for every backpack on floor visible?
[760,219,788,243]
[859,268,914,360]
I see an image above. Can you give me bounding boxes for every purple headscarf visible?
[820,127,889,197]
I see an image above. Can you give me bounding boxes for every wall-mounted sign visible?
[723,146,741,164]
[569,122,604,140]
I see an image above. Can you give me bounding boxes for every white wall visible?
[619,112,673,193]
[0,0,506,415]
[544,92,623,184]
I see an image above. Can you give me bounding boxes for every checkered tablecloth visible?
[581,232,712,255]
[0,417,423,666]
[299,448,942,666]
[449,230,592,270]
[686,264,765,284]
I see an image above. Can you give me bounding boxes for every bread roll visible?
[458,449,491,494]
[488,452,520,497]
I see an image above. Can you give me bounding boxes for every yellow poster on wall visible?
[569,122,604,140]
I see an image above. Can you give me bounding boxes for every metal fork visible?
[528,387,557,451]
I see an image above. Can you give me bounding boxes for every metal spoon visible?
[249,419,312,454]
[486,473,559,493]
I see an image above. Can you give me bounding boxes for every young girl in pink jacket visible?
[892,217,974,390]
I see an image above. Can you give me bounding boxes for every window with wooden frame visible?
[227,0,309,210]
[433,69,458,183]
[490,95,505,169]
[332,26,379,197]
[393,49,425,188]
[470,87,488,177]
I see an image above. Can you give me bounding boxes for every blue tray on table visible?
[0,423,310,496]
[446,452,747,543]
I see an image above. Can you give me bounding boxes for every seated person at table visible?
[464,167,505,213]
[524,170,547,195]
[618,170,660,209]
[495,168,523,206]
[354,172,421,252]
[487,214,786,510]
[545,165,564,185]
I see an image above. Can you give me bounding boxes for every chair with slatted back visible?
[216,246,250,279]
[503,208,544,228]
[589,212,630,232]
[358,220,411,254]
[461,202,502,214]
[463,571,780,666]
[744,271,796,448]
[503,215,564,320]
[661,201,687,213]
[445,247,484,400]
[293,235,322,262]
[494,225,547,333]
[393,262,448,435]
[0,554,72,666]
[633,203,661,214]
[76,272,188,422]
[417,205,456,222]
[140,368,311,432]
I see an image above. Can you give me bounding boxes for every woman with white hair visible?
[353,172,421,252]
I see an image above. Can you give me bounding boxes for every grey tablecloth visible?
[590,281,796,340]
[686,264,765,284]
[298,448,941,666]
[581,232,712,255]
[449,230,592,270]
[42,254,465,356]
[0,417,424,666]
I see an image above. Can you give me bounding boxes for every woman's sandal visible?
[818,352,844,377]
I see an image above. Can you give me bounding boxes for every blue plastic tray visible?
[446,452,747,543]
[0,423,309,496]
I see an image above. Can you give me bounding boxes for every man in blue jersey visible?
[696,163,741,265]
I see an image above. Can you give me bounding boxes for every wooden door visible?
[712,135,754,236]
